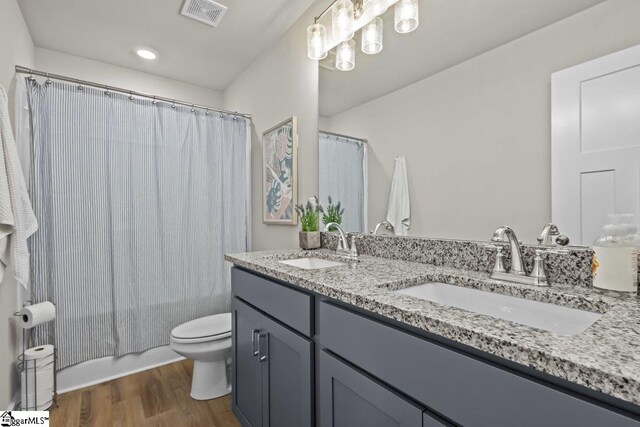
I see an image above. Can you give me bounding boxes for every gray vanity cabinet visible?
[231,270,314,427]
[232,298,264,427]
[319,350,432,427]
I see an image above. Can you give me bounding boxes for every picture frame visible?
[262,116,298,225]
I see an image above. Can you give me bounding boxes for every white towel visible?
[0,84,37,288]
[385,156,410,236]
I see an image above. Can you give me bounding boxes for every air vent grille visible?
[181,0,228,27]
[319,51,337,71]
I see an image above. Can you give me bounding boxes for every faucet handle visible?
[493,246,506,273]
[530,249,548,283]
[349,236,358,258]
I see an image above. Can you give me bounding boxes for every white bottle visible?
[593,214,639,293]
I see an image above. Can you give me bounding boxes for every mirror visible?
[318,0,640,246]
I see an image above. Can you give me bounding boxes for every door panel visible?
[319,350,424,427]
[262,315,313,427]
[233,298,263,427]
[552,45,640,245]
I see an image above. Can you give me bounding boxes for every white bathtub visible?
[56,345,184,394]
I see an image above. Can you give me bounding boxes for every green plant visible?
[295,196,323,232]
[322,196,344,226]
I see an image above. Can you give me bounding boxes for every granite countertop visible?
[225,249,640,406]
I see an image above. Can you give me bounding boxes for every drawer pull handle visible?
[251,329,260,356]
[258,333,268,362]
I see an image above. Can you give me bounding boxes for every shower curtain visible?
[319,132,367,233]
[25,80,250,369]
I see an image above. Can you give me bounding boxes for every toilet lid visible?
[171,313,231,340]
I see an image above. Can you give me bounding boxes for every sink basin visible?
[395,282,602,336]
[278,257,345,270]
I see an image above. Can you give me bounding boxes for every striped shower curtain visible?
[319,132,367,233]
[26,80,249,369]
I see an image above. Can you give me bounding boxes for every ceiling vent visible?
[319,51,336,71]
[180,0,228,27]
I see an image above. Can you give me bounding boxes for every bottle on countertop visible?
[592,214,639,293]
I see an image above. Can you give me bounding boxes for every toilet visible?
[170,313,232,400]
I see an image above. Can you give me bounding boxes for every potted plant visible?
[295,196,323,249]
[322,196,345,228]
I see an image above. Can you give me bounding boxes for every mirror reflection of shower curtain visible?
[319,132,367,233]
[25,79,249,369]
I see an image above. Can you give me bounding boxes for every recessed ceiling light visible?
[135,47,158,60]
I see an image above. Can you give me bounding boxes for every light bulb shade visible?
[332,0,355,43]
[394,0,419,33]
[364,0,388,16]
[336,39,355,71]
[361,17,383,54]
[307,23,328,60]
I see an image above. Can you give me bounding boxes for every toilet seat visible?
[171,313,232,344]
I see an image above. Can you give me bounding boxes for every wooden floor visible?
[50,360,241,427]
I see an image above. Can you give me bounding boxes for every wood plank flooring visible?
[50,360,241,427]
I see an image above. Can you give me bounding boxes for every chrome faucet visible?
[325,222,358,259]
[371,220,394,235]
[491,226,548,286]
[537,223,570,246]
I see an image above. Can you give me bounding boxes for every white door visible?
[552,44,640,246]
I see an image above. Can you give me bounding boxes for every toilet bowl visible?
[170,313,232,400]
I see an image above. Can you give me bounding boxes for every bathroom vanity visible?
[226,240,640,427]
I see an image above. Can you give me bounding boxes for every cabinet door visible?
[232,298,263,427]
[261,315,313,427]
[319,350,423,427]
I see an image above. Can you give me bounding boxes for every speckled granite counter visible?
[225,249,640,406]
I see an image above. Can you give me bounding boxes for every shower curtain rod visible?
[320,129,367,143]
[15,65,252,119]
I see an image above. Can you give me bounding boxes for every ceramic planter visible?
[299,231,321,250]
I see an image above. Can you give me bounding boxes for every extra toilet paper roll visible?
[18,302,56,329]
[21,345,55,411]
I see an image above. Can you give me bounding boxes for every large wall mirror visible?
[317,0,640,246]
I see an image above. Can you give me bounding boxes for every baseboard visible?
[57,345,185,394]
[7,391,20,411]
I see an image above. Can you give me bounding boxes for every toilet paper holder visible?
[13,300,58,411]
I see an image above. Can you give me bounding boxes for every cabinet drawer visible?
[320,350,424,427]
[232,267,313,336]
[319,301,640,427]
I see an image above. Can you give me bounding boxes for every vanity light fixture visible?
[364,0,388,16]
[135,47,158,60]
[307,0,419,70]
[394,0,419,33]
[336,39,356,71]
[307,23,328,60]
[332,0,355,42]
[362,17,383,54]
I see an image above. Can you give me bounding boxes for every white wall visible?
[35,48,224,108]
[0,0,35,410]
[224,3,321,250]
[322,0,640,243]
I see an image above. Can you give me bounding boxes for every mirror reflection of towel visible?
[385,156,410,236]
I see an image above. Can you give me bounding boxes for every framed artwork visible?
[263,116,298,225]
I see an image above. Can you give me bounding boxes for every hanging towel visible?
[386,156,410,236]
[0,84,37,288]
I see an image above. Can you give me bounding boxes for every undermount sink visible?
[395,282,602,336]
[278,257,345,270]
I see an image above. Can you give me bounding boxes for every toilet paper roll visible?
[21,345,54,411]
[18,302,56,329]
[23,345,54,367]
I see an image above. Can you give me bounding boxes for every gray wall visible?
[323,0,640,243]
[224,3,322,251]
[0,0,35,410]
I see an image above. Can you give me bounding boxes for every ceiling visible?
[18,0,315,91]
[320,0,608,117]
